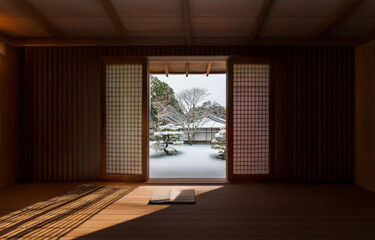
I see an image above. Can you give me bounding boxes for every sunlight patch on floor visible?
[63,185,223,239]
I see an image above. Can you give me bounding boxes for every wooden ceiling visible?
[0,0,374,46]
[149,56,227,75]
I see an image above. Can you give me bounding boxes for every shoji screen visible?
[101,58,148,181]
[227,58,274,180]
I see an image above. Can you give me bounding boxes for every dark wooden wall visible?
[0,45,24,188]
[275,47,353,182]
[24,47,101,181]
[23,46,354,182]
[355,40,375,192]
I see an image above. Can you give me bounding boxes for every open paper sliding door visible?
[227,58,274,181]
[101,57,149,181]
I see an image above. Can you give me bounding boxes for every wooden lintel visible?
[12,0,65,37]
[249,0,272,42]
[7,37,358,47]
[311,0,361,38]
[206,62,212,77]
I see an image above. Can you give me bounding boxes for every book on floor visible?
[149,188,195,204]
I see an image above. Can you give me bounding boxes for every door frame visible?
[100,56,149,181]
[100,56,274,182]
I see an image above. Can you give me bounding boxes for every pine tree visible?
[211,127,226,159]
[151,124,184,155]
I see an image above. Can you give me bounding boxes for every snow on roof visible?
[199,116,226,129]
[180,115,226,129]
[207,115,226,124]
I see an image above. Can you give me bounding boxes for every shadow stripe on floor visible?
[0,185,137,239]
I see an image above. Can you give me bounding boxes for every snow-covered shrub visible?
[151,124,184,155]
[211,126,226,159]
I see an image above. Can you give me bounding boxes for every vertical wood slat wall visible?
[275,47,354,182]
[0,45,24,188]
[23,46,354,182]
[24,47,101,181]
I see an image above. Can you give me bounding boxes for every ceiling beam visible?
[152,72,224,75]
[356,30,375,46]
[0,42,5,55]
[183,0,192,45]
[249,0,272,42]
[164,63,169,77]
[311,0,362,38]
[185,63,189,77]
[12,0,65,37]
[149,56,228,61]
[0,32,12,45]
[8,37,358,47]
[206,62,212,77]
[100,0,129,40]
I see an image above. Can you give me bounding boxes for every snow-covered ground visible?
[150,144,226,178]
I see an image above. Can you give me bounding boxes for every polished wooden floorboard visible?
[1,183,375,239]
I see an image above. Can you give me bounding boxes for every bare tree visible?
[169,87,210,145]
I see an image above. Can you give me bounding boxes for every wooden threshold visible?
[146,178,228,184]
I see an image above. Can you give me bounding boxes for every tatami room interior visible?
[0,0,375,239]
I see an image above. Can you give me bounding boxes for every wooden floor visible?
[1,182,375,239]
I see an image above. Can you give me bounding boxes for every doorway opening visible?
[101,57,272,181]
[149,57,227,178]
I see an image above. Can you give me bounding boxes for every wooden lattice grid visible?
[105,64,143,175]
[232,64,270,175]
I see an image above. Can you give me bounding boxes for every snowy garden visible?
[150,144,226,178]
[150,76,226,178]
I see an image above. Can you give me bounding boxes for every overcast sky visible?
[152,74,226,107]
